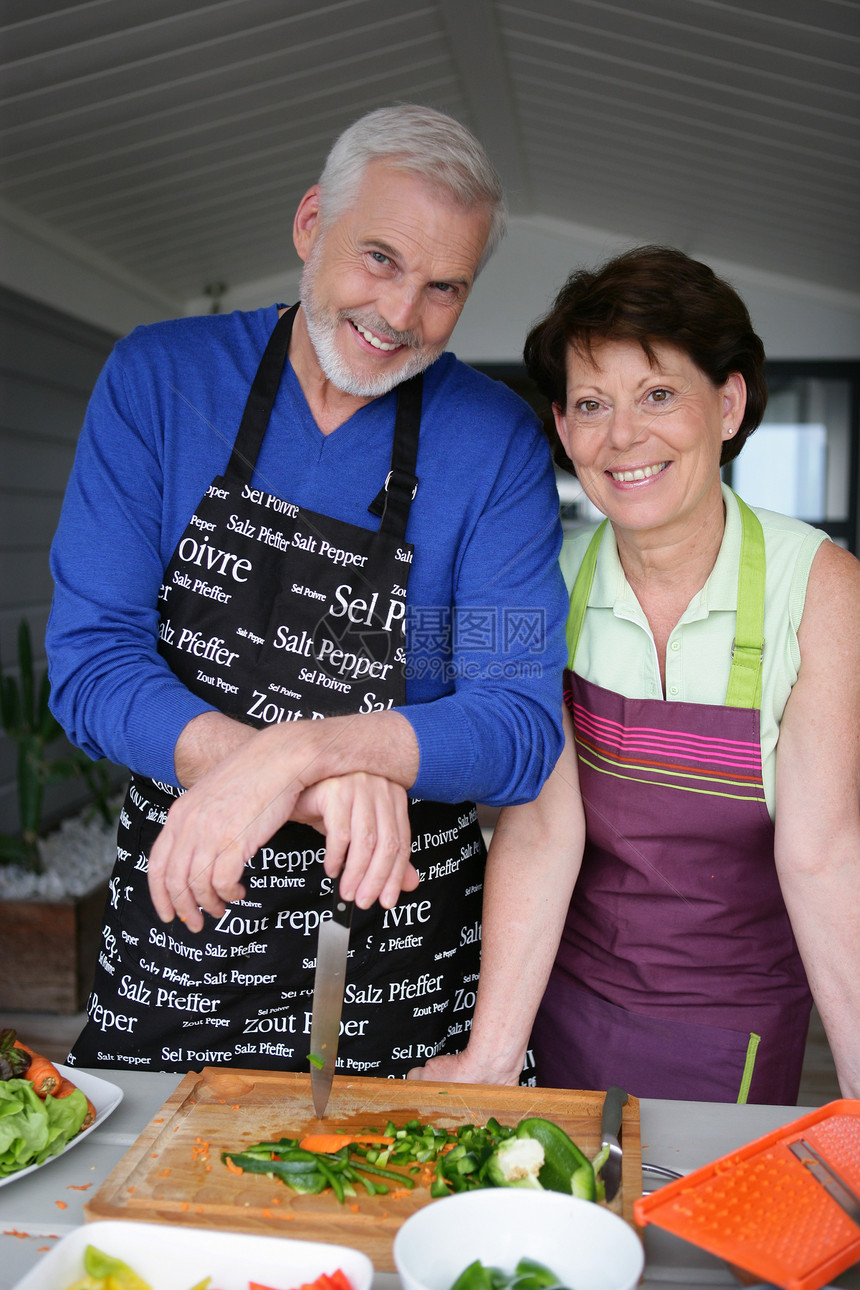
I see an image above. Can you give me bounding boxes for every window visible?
[724,362,860,553]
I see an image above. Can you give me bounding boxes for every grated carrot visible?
[190,1138,210,1162]
[54,1202,67,1210]
[224,1157,244,1175]
[66,1184,92,1191]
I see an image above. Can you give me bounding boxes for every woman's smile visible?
[607,461,670,484]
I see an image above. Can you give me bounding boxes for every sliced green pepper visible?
[450,1259,500,1290]
[515,1117,595,1200]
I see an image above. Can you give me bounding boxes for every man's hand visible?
[293,773,418,909]
[148,710,420,931]
[148,721,306,931]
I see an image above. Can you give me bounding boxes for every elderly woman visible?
[416,246,860,1103]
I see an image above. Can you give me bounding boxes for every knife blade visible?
[788,1138,860,1226]
[309,889,353,1119]
[600,1085,628,1203]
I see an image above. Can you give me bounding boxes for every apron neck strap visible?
[367,372,423,539]
[227,305,298,482]
[725,494,766,709]
[228,304,423,541]
[566,493,766,709]
[566,520,607,666]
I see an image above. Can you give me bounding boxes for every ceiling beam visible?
[437,0,532,214]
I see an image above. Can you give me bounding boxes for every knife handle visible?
[602,1085,628,1136]
[331,893,354,929]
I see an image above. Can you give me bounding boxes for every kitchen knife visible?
[599,1085,628,1203]
[309,889,353,1119]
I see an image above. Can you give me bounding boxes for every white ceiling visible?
[1,0,858,308]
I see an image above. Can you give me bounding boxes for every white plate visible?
[0,1065,122,1187]
[11,1220,374,1290]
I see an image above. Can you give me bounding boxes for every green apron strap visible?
[565,496,765,708]
[725,494,766,710]
[566,520,607,667]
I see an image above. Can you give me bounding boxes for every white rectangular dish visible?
[11,1220,374,1290]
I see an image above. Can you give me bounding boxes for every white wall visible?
[0,203,178,337]
[456,219,860,363]
[3,204,860,359]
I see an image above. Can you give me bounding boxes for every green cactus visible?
[0,619,113,873]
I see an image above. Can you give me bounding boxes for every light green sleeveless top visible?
[559,484,828,818]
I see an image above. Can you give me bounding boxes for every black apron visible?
[69,307,486,1076]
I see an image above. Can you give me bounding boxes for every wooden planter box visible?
[0,880,108,1013]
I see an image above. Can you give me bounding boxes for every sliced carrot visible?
[297,1133,394,1153]
[224,1156,245,1175]
[14,1042,61,1097]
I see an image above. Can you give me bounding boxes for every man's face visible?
[297,160,492,398]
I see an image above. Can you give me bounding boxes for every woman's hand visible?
[293,773,417,909]
[407,1048,523,1086]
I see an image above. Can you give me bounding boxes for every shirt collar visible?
[592,481,742,618]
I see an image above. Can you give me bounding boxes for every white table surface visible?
[1,1072,858,1290]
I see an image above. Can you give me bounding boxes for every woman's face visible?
[553,338,746,540]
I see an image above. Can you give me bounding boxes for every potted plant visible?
[0,620,118,1013]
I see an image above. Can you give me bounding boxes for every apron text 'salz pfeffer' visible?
[69,307,487,1077]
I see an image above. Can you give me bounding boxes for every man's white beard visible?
[299,239,444,399]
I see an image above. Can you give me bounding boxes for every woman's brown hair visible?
[523,245,767,468]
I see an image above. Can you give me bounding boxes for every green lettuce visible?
[0,1078,87,1176]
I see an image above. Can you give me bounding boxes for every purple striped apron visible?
[533,497,812,1103]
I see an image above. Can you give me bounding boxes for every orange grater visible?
[634,1099,860,1290]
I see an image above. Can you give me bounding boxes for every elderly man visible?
[47,105,567,1075]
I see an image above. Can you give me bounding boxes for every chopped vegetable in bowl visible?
[450,1257,574,1290]
[63,1247,356,1290]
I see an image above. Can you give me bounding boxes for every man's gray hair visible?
[318,104,507,274]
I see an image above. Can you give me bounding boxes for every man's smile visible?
[349,319,405,353]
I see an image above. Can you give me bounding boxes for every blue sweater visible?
[47,305,567,805]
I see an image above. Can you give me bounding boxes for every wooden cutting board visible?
[85,1068,641,1270]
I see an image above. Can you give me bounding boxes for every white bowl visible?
[393,1190,644,1290]
[12,1220,373,1290]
